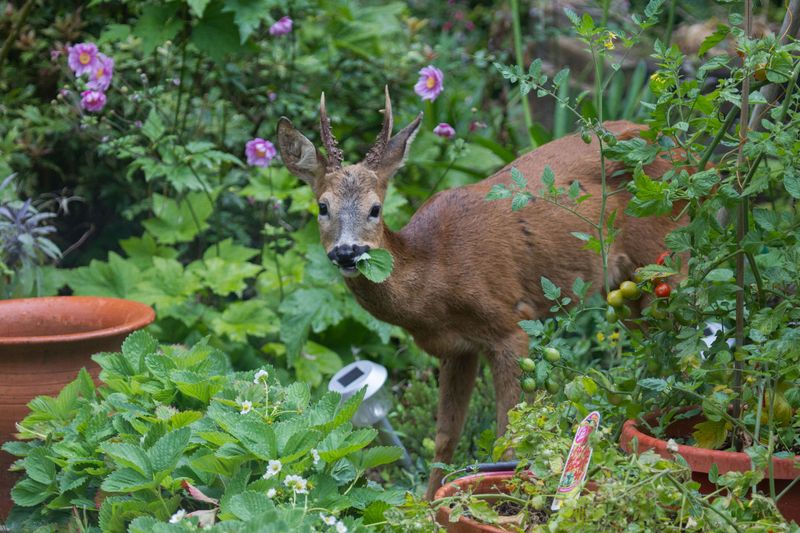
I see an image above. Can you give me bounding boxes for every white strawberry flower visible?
[266,488,277,498]
[169,509,187,523]
[320,513,337,525]
[335,521,348,533]
[284,474,309,494]
[239,400,253,415]
[263,459,282,479]
[311,448,320,465]
[254,369,269,384]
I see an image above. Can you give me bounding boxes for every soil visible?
[461,499,552,528]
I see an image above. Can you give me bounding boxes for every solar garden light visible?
[329,360,415,471]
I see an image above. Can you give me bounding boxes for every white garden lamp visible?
[329,360,414,470]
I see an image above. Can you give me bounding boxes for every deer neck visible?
[343,224,426,328]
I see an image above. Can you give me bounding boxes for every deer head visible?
[277,87,422,277]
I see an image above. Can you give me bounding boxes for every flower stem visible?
[510,0,535,148]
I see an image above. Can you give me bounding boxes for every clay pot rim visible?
[0,296,155,345]
[620,408,800,474]
[434,471,518,533]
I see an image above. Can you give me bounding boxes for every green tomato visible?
[581,131,592,144]
[605,306,619,322]
[521,377,538,393]
[519,358,537,373]
[619,280,641,300]
[606,289,625,308]
[617,304,632,320]
[543,347,561,362]
[546,378,561,394]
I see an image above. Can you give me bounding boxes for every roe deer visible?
[276,88,684,499]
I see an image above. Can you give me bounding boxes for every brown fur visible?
[278,98,683,499]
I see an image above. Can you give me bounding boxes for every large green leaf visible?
[222,0,274,42]
[148,427,191,473]
[22,447,56,485]
[100,468,153,492]
[10,477,52,507]
[294,341,343,387]
[191,1,241,62]
[171,370,225,404]
[142,193,214,244]
[66,252,142,298]
[101,443,153,477]
[210,299,278,342]
[190,257,262,296]
[133,3,183,55]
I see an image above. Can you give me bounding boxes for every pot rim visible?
[434,471,517,533]
[0,296,155,345]
[620,408,800,474]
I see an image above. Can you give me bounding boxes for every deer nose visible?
[328,244,370,267]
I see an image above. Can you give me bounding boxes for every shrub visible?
[3,331,403,532]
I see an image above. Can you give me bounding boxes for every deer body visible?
[277,90,681,499]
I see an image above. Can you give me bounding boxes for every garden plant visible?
[1,0,799,531]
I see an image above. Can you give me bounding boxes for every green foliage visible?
[3,332,402,532]
[390,399,791,531]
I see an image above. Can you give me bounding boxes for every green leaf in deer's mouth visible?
[355,248,394,283]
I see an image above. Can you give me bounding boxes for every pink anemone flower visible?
[68,42,100,76]
[414,65,444,101]
[87,53,114,91]
[80,90,106,112]
[269,16,293,36]
[245,138,277,167]
[433,123,456,139]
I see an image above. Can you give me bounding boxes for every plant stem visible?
[731,0,753,443]
[267,167,285,301]
[698,106,738,171]
[510,0,535,148]
[598,137,610,293]
[663,0,678,46]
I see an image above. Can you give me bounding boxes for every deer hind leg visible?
[489,331,527,438]
[424,350,480,500]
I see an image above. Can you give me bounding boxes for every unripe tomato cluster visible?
[518,346,562,393]
[606,279,641,322]
[606,251,676,323]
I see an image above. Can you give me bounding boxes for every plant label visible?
[551,410,601,511]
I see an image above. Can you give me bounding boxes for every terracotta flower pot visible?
[620,409,800,523]
[434,472,518,533]
[0,296,155,519]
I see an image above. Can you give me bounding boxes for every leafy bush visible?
[3,331,404,532]
[389,398,792,531]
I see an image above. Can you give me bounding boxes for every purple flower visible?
[245,138,277,167]
[87,53,114,91]
[433,123,456,139]
[414,65,444,101]
[269,16,293,36]
[80,90,106,112]
[268,91,278,102]
[68,42,100,76]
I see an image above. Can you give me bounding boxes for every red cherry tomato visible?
[656,251,670,266]
[654,282,672,298]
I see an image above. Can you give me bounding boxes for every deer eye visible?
[369,204,381,219]
[318,202,329,216]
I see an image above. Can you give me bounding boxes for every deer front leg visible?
[489,332,527,437]
[425,351,480,500]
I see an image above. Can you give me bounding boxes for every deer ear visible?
[366,112,423,182]
[277,117,327,186]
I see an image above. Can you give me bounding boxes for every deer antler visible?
[319,92,343,172]
[364,86,394,168]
